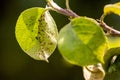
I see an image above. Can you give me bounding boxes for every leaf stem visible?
[66,0,71,10]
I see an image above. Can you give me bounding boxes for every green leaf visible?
[58,17,108,66]
[103,36,120,72]
[104,2,120,16]
[15,7,58,61]
[103,47,120,73]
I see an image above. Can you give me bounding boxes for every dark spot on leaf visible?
[41,29,44,32]
[38,19,42,22]
[49,43,53,45]
[35,37,38,40]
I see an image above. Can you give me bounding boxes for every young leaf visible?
[15,7,58,61]
[58,17,108,66]
[104,2,120,16]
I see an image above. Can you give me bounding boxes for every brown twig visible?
[99,21,120,36]
[47,0,79,18]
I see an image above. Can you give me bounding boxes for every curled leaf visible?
[102,2,120,20]
[15,7,58,61]
[83,64,105,80]
[104,2,120,15]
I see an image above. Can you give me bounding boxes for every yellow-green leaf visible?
[15,7,58,61]
[58,17,108,66]
[104,2,120,16]
[107,35,120,49]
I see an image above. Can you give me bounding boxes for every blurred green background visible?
[0,0,120,80]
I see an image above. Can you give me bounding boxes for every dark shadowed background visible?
[0,0,120,80]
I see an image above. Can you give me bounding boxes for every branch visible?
[99,21,120,36]
[47,0,79,18]
[47,0,120,36]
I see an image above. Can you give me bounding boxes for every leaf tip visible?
[38,52,50,62]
